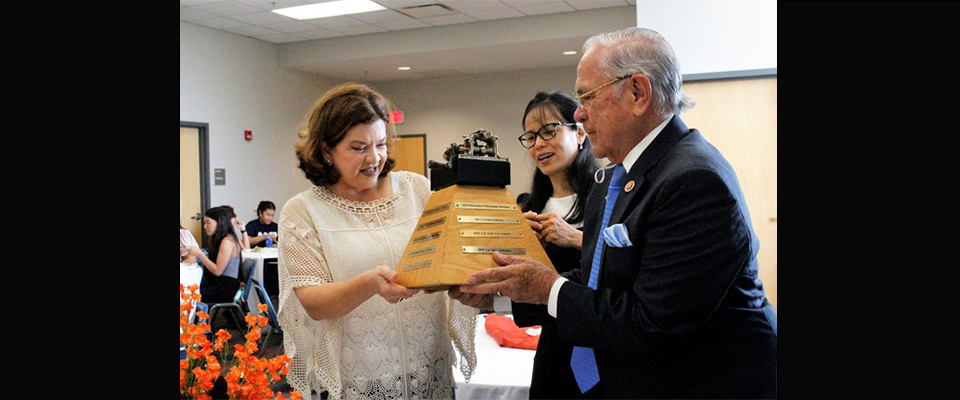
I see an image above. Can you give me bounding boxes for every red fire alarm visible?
[244,130,253,142]
[390,111,404,125]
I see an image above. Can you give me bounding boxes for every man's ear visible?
[627,73,653,118]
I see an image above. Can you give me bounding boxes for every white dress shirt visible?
[547,116,673,318]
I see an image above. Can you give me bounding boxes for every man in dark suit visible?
[456,27,777,399]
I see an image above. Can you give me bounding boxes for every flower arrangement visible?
[180,284,301,400]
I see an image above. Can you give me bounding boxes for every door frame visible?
[181,121,211,246]
[397,134,428,178]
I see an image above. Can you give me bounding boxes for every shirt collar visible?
[621,115,673,174]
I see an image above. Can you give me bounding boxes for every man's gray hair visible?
[583,27,695,116]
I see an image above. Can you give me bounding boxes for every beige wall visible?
[377,66,580,197]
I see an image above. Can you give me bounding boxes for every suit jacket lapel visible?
[608,115,692,225]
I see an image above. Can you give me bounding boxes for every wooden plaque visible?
[396,185,555,290]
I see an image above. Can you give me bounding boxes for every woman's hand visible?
[535,214,583,250]
[186,247,205,260]
[368,266,421,304]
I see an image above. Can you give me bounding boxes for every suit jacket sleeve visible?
[556,167,753,355]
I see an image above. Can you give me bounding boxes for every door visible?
[680,77,777,310]
[392,134,428,177]
[180,122,211,247]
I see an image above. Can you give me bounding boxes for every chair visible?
[206,258,257,331]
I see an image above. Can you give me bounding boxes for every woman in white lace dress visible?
[278,84,478,400]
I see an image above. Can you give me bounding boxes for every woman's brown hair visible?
[296,83,397,187]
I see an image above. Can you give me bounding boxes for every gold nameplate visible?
[423,203,450,217]
[408,247,437,258]
[417,217,446,231]
[403,261,432,272]
[455,202,518,211]
[461,246,527,255]
[412,232,442,244]
[457,216,520,224]
[460,230,523,238]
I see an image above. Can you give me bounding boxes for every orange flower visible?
[188,284,200,293]
[196,312,209,321]
[257,303,268,313]
[245,315,258,327]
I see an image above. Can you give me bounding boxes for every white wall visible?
[636,0,777,76]
[180,22,340,223]
[375,66,581,197]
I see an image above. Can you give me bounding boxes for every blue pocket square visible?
[603,224,633,248]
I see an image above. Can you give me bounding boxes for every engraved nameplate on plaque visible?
[423,204,450,217]
[457,216,520,224]
[460,230,523,238]
[403,261,432,272]
[461,246,527,255]
[417,217,446,231]
[412,232,442,244]
[455,202,518,211]
[408,247,437,258]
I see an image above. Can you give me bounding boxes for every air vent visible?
[398,4,456,19]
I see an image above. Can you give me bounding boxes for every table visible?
[242,248,278,316]
[180,263,203,336]
[453,314,536,400]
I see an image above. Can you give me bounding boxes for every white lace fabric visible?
[278,171,478,400]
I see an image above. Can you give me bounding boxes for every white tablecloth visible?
[180,263,203,335]
[241,249,278,315]
[453,314,535,400]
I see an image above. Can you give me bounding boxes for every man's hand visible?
[447,286,494,311]
[459,252,559,305]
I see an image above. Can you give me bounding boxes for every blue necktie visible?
[571,165,626,394]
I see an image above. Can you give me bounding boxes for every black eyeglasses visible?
[518,122,580,149]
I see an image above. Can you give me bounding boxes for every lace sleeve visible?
[277,195,343,397]
[448,296,479,382]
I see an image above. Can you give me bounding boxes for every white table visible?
[453,314,536,400]
[242,248,278,316]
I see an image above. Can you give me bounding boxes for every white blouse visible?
[278,171,478,400]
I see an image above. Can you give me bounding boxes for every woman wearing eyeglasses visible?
[517,91,598,399]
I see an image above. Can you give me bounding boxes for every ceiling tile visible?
[442,0,512,13]
[419,13,477,26]
[191,1,264,17]
[376,19,432,31]
[350,9,415,24]
[230,11,294,25]
[564,0,627,11]
[465,8,525,21]
[514,2,575,16]
[265,20,323,33]
[190,17,250,30]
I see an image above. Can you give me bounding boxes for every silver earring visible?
[579,142,584,151]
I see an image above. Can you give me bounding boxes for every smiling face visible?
[325,119,389,197]
[523,106,584,178]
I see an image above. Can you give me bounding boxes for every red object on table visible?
[484,314,540,350]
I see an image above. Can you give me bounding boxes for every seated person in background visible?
[180,223,200,264]
[246,201,279,248]
[186,206,242,304]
